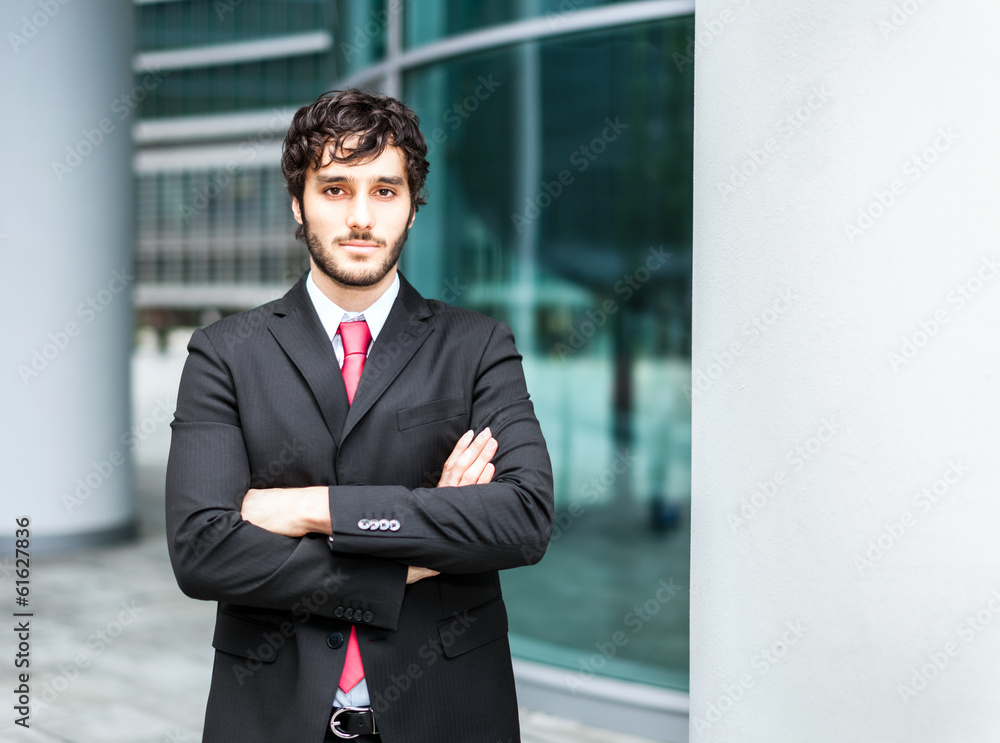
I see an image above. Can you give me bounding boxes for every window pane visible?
[137,0,332,50]
[403,0,641,48]
[403,15,694,688]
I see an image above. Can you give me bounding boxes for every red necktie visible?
[336,319,370,693]
[338,319,371,405]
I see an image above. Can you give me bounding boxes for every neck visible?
[310,262,397,313]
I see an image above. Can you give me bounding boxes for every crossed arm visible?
[240,427,499,583]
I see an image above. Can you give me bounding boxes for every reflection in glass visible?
[403,16,694,688]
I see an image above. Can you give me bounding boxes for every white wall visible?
[0,0,136,545]
[691,2,1000,741]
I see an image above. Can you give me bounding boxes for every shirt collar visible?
[305,270,400,343]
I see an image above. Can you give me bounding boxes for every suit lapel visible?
[342,274,434,442]
[267,276,351,447]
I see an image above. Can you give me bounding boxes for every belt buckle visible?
[330,706,374,740]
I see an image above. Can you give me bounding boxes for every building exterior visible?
[132,1,694,738]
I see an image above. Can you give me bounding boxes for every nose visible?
[346,194,375,232]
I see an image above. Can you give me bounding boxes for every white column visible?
[0,0,136,548]
[691,1,1000,740]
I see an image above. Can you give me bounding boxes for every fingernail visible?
[483,427,491,436]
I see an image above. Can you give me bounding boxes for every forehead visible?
[310,142,408,183]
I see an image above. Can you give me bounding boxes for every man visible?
[165,89,554,742]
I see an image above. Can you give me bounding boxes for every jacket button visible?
[334,606,345,618]
[344,608,354,620]
[362,611,374,623]
[327,632,344,649]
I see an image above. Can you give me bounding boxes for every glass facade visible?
[140,55,335,118]
[404,0,638,48]
[136,168,301,285]
[401,17,693,688]
[138,0,331,50]
[133,0,693,695]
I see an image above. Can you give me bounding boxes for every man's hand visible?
[406,566,440,584]
[242,430,497,576]
[241,485,330,536]
[437,428,497,487]
[405,429,499,584]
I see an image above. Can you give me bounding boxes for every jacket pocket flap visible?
[212,610,284,662]
[439,596,508,659]
[397,394,466,431]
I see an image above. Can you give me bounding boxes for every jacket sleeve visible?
[165,328,409,631]
[326,321,555,573]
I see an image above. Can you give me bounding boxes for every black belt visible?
[329,706,379,739]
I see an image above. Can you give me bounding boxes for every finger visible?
[476,462,495,485]
[438,430,475,486]
[461,436,498,485]
[442,430,474,468]
[453,427,492,471]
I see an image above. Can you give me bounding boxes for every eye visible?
[324,186,344,196]
[375,188,395,198]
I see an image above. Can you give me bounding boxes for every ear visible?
[291,197,303,225]
[407,204,416,230]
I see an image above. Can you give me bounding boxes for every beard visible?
[303,215,408,288]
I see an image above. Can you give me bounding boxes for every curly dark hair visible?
[281,89,430,240]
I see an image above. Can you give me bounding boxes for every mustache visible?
[333,231,386,246]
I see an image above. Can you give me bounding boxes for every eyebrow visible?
[314,174,406,187]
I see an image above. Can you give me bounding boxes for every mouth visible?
[338,240,381,256]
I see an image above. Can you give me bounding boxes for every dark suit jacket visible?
[165,273,554,743]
